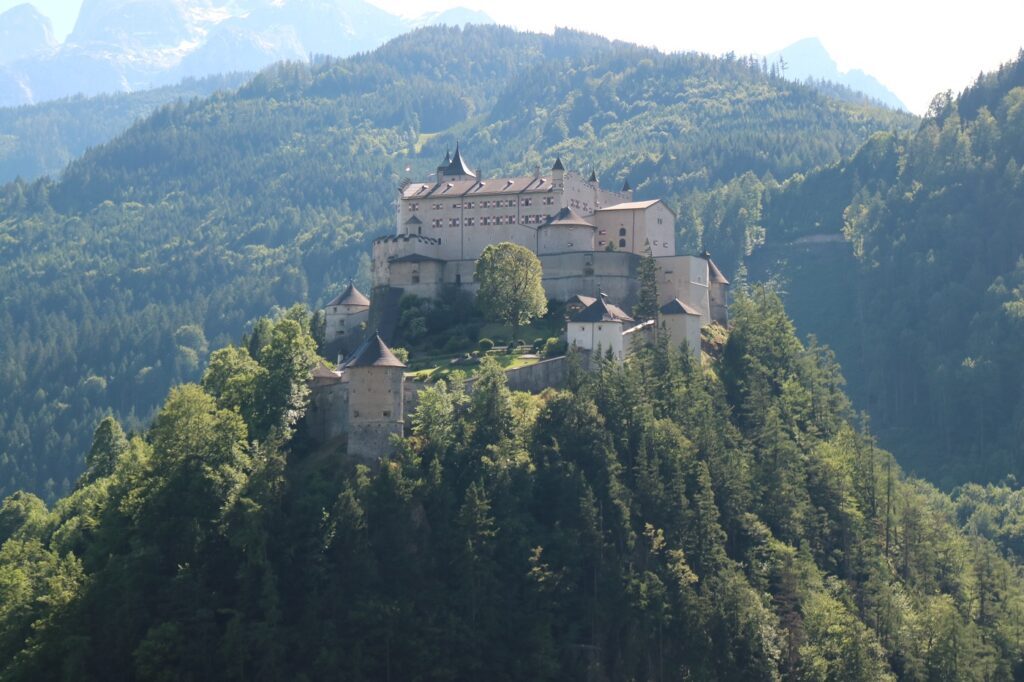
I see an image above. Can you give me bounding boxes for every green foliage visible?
[734,50,1024,485]
[474,242,548,340]
[0,292,1022,679]
[0,25,914,499]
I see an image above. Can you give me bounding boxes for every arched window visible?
[619,228,627,236]
[619,238,626,248]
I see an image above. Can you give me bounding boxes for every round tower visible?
[324,282,371,342]
[344,332,406,461]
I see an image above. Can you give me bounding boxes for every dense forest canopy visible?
[0,25,915,499]
[722,50,1024,485]
[2,294,1023,680]
[0,72,251,184]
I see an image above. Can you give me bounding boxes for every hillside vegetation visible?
[2,294,1023,680]
[0,25,915,499]
[0,72,251,183]
[723,51,1024,485]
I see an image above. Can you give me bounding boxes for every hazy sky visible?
[4,0,1022,114]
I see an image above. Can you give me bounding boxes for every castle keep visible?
[314,146,730,460]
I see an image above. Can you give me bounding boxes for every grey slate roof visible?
[327,282,370,307]
[588,170,597,182]
[405,215,422,225]
[552,157,565,171]
[622,179,631,192]
[659,298,701,316]
[443,143,476,177]
[702,251,730,285]
[390,253,445,264]
[345,332,406,369]
[540,206,595,229]
[570,297,634,324]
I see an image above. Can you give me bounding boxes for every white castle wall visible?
[568,318,625,360]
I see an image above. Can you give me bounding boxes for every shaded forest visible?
[713,51,1024,485]
[3,295,1024,680]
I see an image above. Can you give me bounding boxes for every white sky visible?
[4,0,1022,114]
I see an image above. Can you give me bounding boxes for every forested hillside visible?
[0,72,250,183]
[727,51,1024,485]
[0,25,915,499]
[2,295,1023,680]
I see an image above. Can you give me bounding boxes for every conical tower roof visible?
[540,206,596,229]
[588,170,597,182]
[552,157,565,171]
[621,178,631,192]
[345,332,406,368]
[327,282,370,307]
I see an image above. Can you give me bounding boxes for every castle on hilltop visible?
[312,145,730,460]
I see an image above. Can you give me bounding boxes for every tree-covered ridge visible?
[709,49,1024,485]
[1,294,1022,680]
[0,72,251,184]
[0,24,916,499]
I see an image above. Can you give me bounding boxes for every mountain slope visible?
[0,71,249,182]
[0,0,494,106]
[768,37,906,111]
[0,3,56,65]
[732,50,1024,485]
[0,25,916,499]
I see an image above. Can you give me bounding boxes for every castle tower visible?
[344,332,406,461]
[437,142,477,183]
[552,157,565,189]
[324,282,371,342]
[702,251,730,325]
[567,294,634,362]
[659,298,702,362]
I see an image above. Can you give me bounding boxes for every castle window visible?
[383,410,391,417]
[481,217,490,226]
[494,216,502,225]
[657,218,663,224]
[619,238,626,247]
[567,242,574,247]
[465,217,475,226]
[599,230,606,235]
[481,200,490,208]
[432,203,443,210]
[455,274,462,285]
[409,203,419,211]
[619,228,627,236]
[432,219,442,228]
[412,273,420,284]
[353,410,360,417]
[449,218,460,227]
[508,215,515,224]
[466,201,474,209]
[544,196,554,205]
[452,202,461,208]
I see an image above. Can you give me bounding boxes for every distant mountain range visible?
[766,37,906,111]
[0,0,493,106]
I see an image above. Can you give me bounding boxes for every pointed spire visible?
[588,170,597,183]
[552,156,565,171]
[443,141,476,178]
[621,178,631,192]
